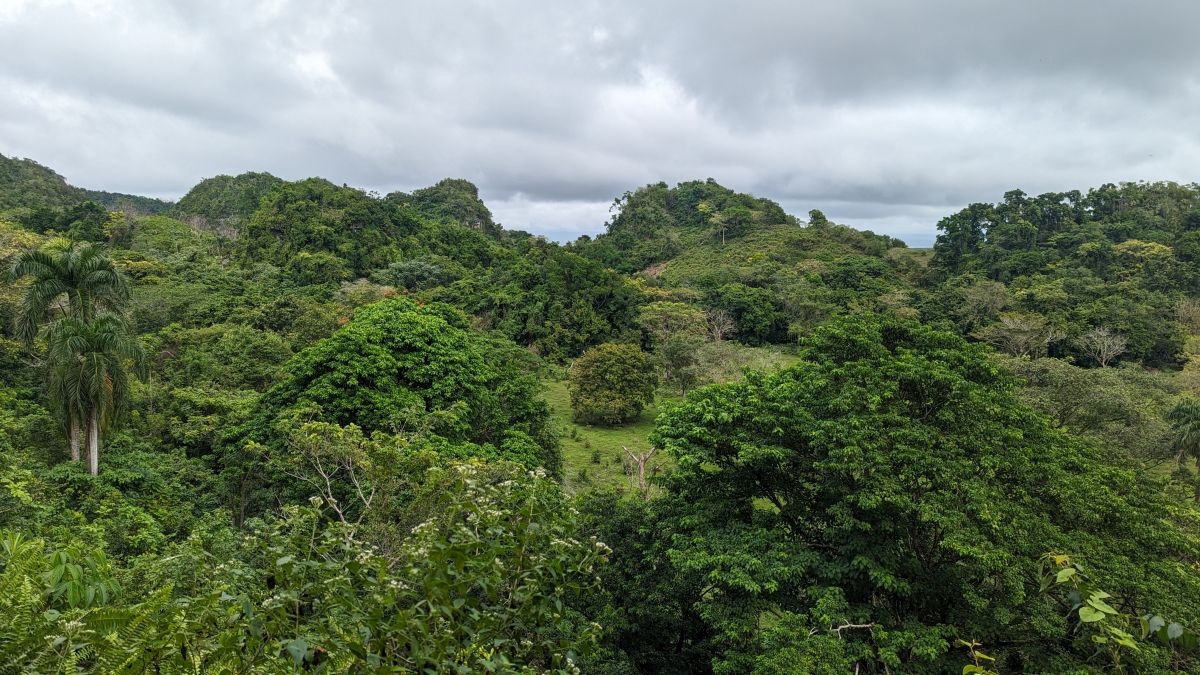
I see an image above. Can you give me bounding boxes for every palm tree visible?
[46,356,86,463]
[8,240,129,462]
[1167,398,1200,502]
[45,315,144,475]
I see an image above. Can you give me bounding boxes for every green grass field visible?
[542,378,671,495]
[543,345,802,495]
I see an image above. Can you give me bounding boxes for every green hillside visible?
[2,159,1199,673]
[1,153,170,215]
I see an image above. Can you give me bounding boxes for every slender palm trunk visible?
[86,408,100,476]
[69,415,81,462]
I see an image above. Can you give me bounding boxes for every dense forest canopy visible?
[1,153,170,216]
[2,159,1200,672]
[925,182,1200,367]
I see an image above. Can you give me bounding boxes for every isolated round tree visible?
[569,343,657,425]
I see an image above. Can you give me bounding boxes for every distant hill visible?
[83,188,172,215]
[566,179,916,344]
[169,172,285,237]
[1,154,925,352]
[924,181,1200,367]
[0,153,170,215]
[572,178,906,274]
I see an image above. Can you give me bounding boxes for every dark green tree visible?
[1167,398,1200,501]
[45,314,145,475]
[9,240,130,462]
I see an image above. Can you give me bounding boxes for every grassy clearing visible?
[544,344,801,495]
[542,378,672,495]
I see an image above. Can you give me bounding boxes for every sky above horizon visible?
[3,1,1199,246]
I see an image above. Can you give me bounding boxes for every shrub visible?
[568,343,657,425]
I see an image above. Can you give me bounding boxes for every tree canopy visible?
[623,316,1200,672]
[2,157,1200,673]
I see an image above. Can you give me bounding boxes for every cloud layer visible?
[3,0,1198,245]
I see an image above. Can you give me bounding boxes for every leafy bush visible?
[568,343,657,425]
[0,462,609,672]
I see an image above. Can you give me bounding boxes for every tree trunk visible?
[69,415,81,463]
[87,408,100,476]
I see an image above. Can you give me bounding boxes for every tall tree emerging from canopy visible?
[9,239,129,342]
[8,239,130,463]
[45,314,145,475]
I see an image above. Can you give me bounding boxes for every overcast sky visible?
[3,1,1199,246]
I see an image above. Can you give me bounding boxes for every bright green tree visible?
[8,239,129,343]
[230,297,561,520]
[0,461,609,672]
[634,316,1200,672]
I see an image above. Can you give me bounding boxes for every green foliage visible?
[0,153,167,222]
[406,177,499,236]
[170,171,284,234]
[997,355,1177,460]
[575,493,715,674]
[574,178,910,352]
[568,343,657,425]
[145,322,293,391]
[242,297,561,504]
[45,313,145,431]
[371,255,460,290]
[10,240,141,474]
[1167,398,1200,501]
[1038,553,1200,672]
[619,315,1200,671]
[236,177,412,276]
[0,462,608,673]
[636,300,708,345]
[286,250,352,287]
[20,200,110,241]
[580,179,792,272]
[7,155,1200,675]
[0,154,89,210]
[708,282,786,345]
[929,182,1200,366]
[8,238,130,343]
[438,238,642,361]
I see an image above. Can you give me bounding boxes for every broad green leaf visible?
[1147,615,1166,634]
[286,638,308,665]
[1086,595,1118,615]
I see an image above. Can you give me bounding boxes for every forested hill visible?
[923,182,1200,367]
[571,179,916,345]
[0,152,171,215]
[4,157,1200,672]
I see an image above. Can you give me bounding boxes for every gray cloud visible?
[2,0,1198,246]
